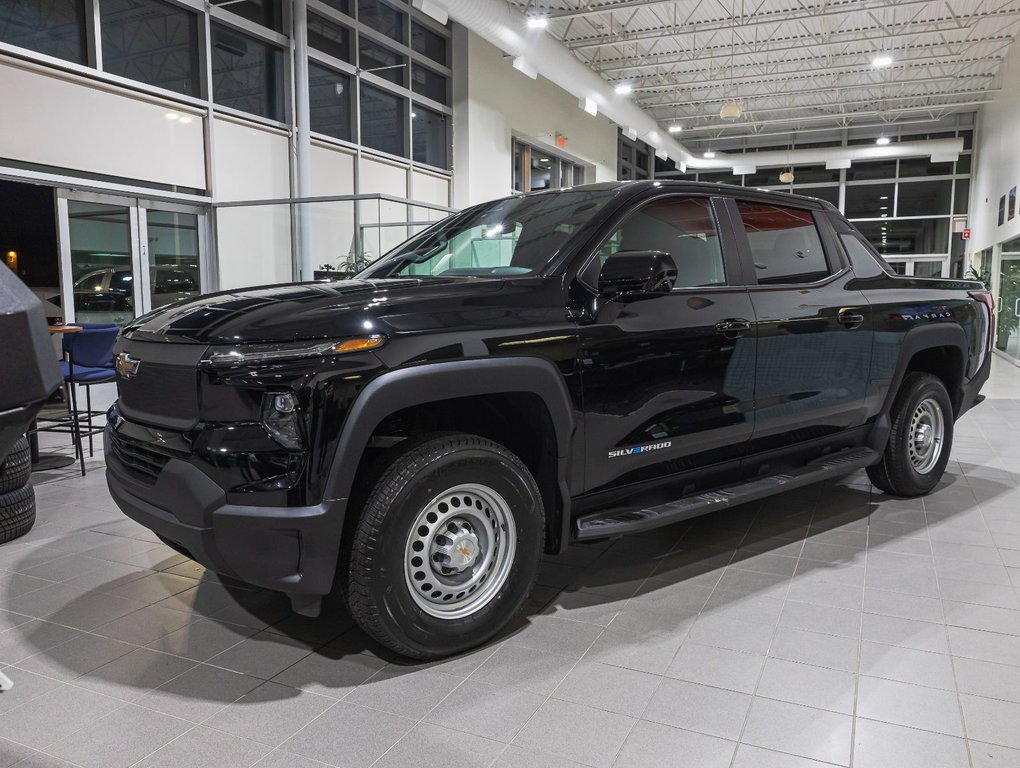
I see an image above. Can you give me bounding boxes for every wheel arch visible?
[324,358,577,554]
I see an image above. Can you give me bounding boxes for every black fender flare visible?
[324,357,577,550]
[868,323,969,451]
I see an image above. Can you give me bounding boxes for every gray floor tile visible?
[685,615,775,655]
[206,630,314,680]
[205,681,336,747]
[768,626,859,672]
[863,588,944,623]
[505,615,604,658]
[641,678,751,741]
[146,617,258,662]
[944,600,1020,635]
[612,720,735,768]
[856,676,964,737]
[0,667,63,714]
[73,646,197,701]
[15,631,137,682]
[426,679,545,743]
[859,641,957,690]
[939,578,1020,610]
[779,601,862,639]
[94,603,196,645]
[373,723,503,768]
[582,627,683,676]
[343,665,461,719]
[731,744,835,768]
[47,702,190,768]
[665,642,765,694]
[553,660,660,717]
[281,700,415,768]
[270,649,386,699]
[955,656,1020,703]
[252,750,337,768]
[947,626,1020,665]
[970,741,1020,768]
[852,718,969,768]
[861,614,951,654]
[134,663,263,723]
[493,744,589,768]
[103,571,198,604]
[513,698,635,768]
[960,694,1020,749]
[0,619,81,665]
[741,697,853,766]
[756,657,855,714]
[134,725,272,768]
[0,683,124,750]
[472,643,578,696]
[540,590,627,627]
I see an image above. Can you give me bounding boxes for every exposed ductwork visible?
[419,0,965,172]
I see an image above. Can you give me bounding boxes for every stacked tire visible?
[0,437,35,544]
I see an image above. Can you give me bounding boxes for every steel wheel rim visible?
[908,397,945,474]
[404,482,517,619]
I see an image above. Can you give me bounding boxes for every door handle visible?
[715,319,752,338]
[838,310,865,329]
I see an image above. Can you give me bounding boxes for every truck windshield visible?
[360,189,618,278]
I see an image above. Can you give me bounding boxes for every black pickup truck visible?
[105,181,993,659]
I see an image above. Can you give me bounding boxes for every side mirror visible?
[598,250,677,297]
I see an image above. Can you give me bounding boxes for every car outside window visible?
[736,201,830,285]
[596,197,726,288]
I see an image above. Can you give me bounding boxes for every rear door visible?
[576,194,756,494]
[728,197,873,455]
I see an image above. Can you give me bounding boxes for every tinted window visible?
[599,198,726,288]
[217,0,282,32]
[308,11,351,62]
[0,0,87,63]
[101,0,201,96]
[360,83,405,156]
[898,180,952,217]
[411,103,448,168]
[411,63,447,104]
[737,201,829,285]
[309,62,352,141]
[358,0,404,42]
[845,184,894,218]
[359,38,405,85]
[411,21,446,65]
[211,24,285,120]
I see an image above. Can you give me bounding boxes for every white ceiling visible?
[511,0,1020,147]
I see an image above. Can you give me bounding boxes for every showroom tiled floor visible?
[2,360,1020,768]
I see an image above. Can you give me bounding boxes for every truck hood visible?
[122,278,507,344]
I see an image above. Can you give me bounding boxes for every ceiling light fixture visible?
[719,102,742,121]
[667,124,682,134]
[704,150,716,159]
[872,55,893,68]
[579,96,598,116]
[876,136,891,146]
[527,16,548,29]
[614,83,633,95]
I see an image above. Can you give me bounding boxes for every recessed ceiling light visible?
[704,151,716,159]
[615,83,633,95]
[876,136,891,145]
[527,16,548,29]
[880,196,889,200]
[872,55,893,68]
[668,125,682,134]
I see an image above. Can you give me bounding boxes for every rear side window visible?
[597,197,726,288]
[736,201,830,285]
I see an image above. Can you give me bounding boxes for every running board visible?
[575,447,880,540]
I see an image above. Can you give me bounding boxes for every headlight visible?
[261,392,304,450]
[200,335,385,367]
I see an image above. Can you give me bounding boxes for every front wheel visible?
[867,372,954,497]
[344,433,544,659]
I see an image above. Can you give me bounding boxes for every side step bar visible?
[575,447,879,540]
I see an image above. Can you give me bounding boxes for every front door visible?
[56,191,206,325]
[729,198,873,455]
[577,195,756,494]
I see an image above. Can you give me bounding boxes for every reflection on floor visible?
[1,357,1020,768]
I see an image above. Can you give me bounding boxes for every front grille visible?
[114,340,207,431]
[109,432,171,485]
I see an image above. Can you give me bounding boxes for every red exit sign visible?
[962,228,971,240]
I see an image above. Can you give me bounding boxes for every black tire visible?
[0,436,31,495]
[867,372,954,497]
[343,432,544,660]
[0,484,36,544]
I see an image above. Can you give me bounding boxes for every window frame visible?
[725,196,847,289]
[575,193,743,294]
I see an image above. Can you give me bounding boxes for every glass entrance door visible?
[57,192,205,325]
[996,247,1020,363]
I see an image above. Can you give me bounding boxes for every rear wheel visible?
[343,433,544,659]
[868,372,954,496]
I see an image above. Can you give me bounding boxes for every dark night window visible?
[309,62,352,141]
[211,23,285,121]
[0,0,87,64]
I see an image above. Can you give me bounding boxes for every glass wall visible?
[512,140,589,193]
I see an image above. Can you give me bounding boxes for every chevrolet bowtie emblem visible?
[115,352,141,379]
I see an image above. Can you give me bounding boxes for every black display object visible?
[0,267,61,465]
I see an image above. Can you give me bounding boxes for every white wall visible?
[969,42,1020,253]
[452,29,618,208]
[0,56,205,189]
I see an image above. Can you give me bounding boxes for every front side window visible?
[210,23,285,120]
[596,197,726,288]
[736,201,829,285]
[101,0,201,96]
[0,0,87,63]
[361,189,618,278]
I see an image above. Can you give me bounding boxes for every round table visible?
[29,325,83,471]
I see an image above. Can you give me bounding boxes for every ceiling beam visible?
[551,0,916,21]
[565,4,1020,51]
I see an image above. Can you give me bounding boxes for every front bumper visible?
[105,427,347,596]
